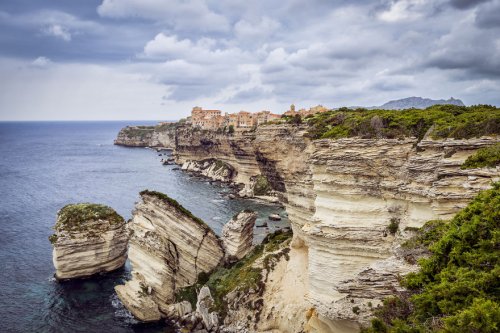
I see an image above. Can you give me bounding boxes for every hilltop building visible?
[284,104,328,117]
[189,107,281,130]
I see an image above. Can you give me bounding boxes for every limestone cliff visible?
[115,117,499,331]
[115,190,225,322]
[169,123,500,332]
[114,123,176,148]
[50,203,128,280]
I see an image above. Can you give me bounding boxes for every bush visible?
[228,125,235,134]
[364,183,500,332]
[461,143,500,169]
[387,218,400,235]
[305,104,500,140]
[253,175,270,196]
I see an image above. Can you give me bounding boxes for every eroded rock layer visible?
[115,190,224,321]
[50,203,128,280]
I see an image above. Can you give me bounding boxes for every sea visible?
[0,121,288,333]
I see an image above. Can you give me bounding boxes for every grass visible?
[54,203,124,233]
[140,190,210,229]
[461,143,500,169]
[304,104,500,140]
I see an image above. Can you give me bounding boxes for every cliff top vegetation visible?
[363,182,500,333]
[54,203,124,233]
[139,190,210,229]
[461,143,500,169]
[303,104,499,140]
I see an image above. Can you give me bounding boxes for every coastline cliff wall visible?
[170,123,500,331]
[115,120,499,331]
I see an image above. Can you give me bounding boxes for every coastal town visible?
[187,104,329,130]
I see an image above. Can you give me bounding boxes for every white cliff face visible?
[221,211,257,260]
[115,190,225,322]
[50,203,127,280]
[181,159,235,182]
[171,123,500,332]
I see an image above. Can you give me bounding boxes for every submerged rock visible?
[115,190,224,322]
[181,159,235,182]
[50,203,128,280]
[221,210,257,261]
[268,213,281,221]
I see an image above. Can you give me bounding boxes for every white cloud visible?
[31,56,52,68]
[378,0,441,22]
[42,24,72,41]
[97,0,230,33]
[234,17,280,41]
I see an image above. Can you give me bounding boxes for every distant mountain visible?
[372,97,465,110]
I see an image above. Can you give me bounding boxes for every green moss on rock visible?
[55,203,124,233]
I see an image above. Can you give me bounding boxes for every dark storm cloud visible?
[449,0,492,9]
[475,1,500,28]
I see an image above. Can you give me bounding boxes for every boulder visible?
[196,286,219,331]
[221,210,257,260]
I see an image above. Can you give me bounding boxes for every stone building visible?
[191,107,281,130]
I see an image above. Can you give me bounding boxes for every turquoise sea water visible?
[0,121,287,333]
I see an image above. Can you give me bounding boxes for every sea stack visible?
[221,210,257,260]
[50,203,128,280]
[115,190,225,322]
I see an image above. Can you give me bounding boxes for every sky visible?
[0,0,499,120]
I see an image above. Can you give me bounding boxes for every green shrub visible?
[253,175,270,196]
[305,104,500,140]
[387,218,400,235]
[461,143,500,169]
[364,182,500,332]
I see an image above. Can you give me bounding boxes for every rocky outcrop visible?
[114,123,176,148]
[50,203,128,280]
[115,190,224,322]
[114,125,156,147]
[181,158,235,182]
[196,286,220,331]
[221,210,257,261]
